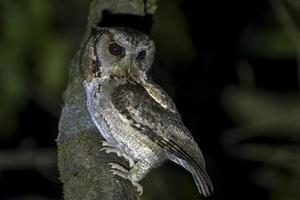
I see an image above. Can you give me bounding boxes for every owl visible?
[80,27,213,196]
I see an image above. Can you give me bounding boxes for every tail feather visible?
[168,155,213,196]
[152,136,213,196]
[192,164,213,196]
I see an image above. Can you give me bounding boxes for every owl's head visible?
[80,27,155,82]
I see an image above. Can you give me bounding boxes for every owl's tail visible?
[168,153,213,196]
[190,161,213,196]
[149,132,213,195]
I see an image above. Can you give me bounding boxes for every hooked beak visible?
[126,64,131,76]
[118,58,137,78]
[119,58,136,78]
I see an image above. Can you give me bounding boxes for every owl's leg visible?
[108,159,152,195]
[108,162,143,195]
[101,141,135,168]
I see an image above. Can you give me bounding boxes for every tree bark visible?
[57,0,158,199]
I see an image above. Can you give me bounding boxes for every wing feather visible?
[111,81,213,195]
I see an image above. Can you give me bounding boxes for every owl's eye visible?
[136,50,146,60]
[109,43,125,56]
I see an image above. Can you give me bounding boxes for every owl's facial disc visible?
[81,27,155,82]
[107,42,132,77]
[103,42,142,79]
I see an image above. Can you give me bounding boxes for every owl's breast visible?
[85,80,161,161]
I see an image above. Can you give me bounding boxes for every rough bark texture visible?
[57,0,158,199]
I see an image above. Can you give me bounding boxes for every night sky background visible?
[0,0,299,199]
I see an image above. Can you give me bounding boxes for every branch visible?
[57,0,158,199]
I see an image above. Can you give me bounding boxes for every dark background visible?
[0,0,300,199]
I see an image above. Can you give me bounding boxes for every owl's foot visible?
[101,141,135,168]
[108,163,143,195]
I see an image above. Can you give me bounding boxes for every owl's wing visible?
[111,81,213,196]
[136,78,178,114]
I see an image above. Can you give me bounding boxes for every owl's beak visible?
[124,60,137,78]
[118,57,137,78]
[127,64,131,76]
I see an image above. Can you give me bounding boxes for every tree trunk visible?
[57,0,158,199]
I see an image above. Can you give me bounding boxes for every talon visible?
[108,163,129,180]
[101,146,135,168]
[101,140,112,147]
[107,162,143,195]
[100,147,122,157]
[108,162,129,173]
[132,181,143,196]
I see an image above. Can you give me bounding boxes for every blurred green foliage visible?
[0,0,90,137]
[151,0,196,65]
[222,1,300,200]
[241,26,296,58]
[222,87,300,200]
[241,0,300,58]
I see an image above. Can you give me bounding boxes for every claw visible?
[107,162,143,196]
[108,162,129,173]
[101,146,135,168]
[101,146,122,157]
[132,181,143,196]
[101,140,112,147]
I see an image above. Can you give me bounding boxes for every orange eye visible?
[108,43,124,56]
